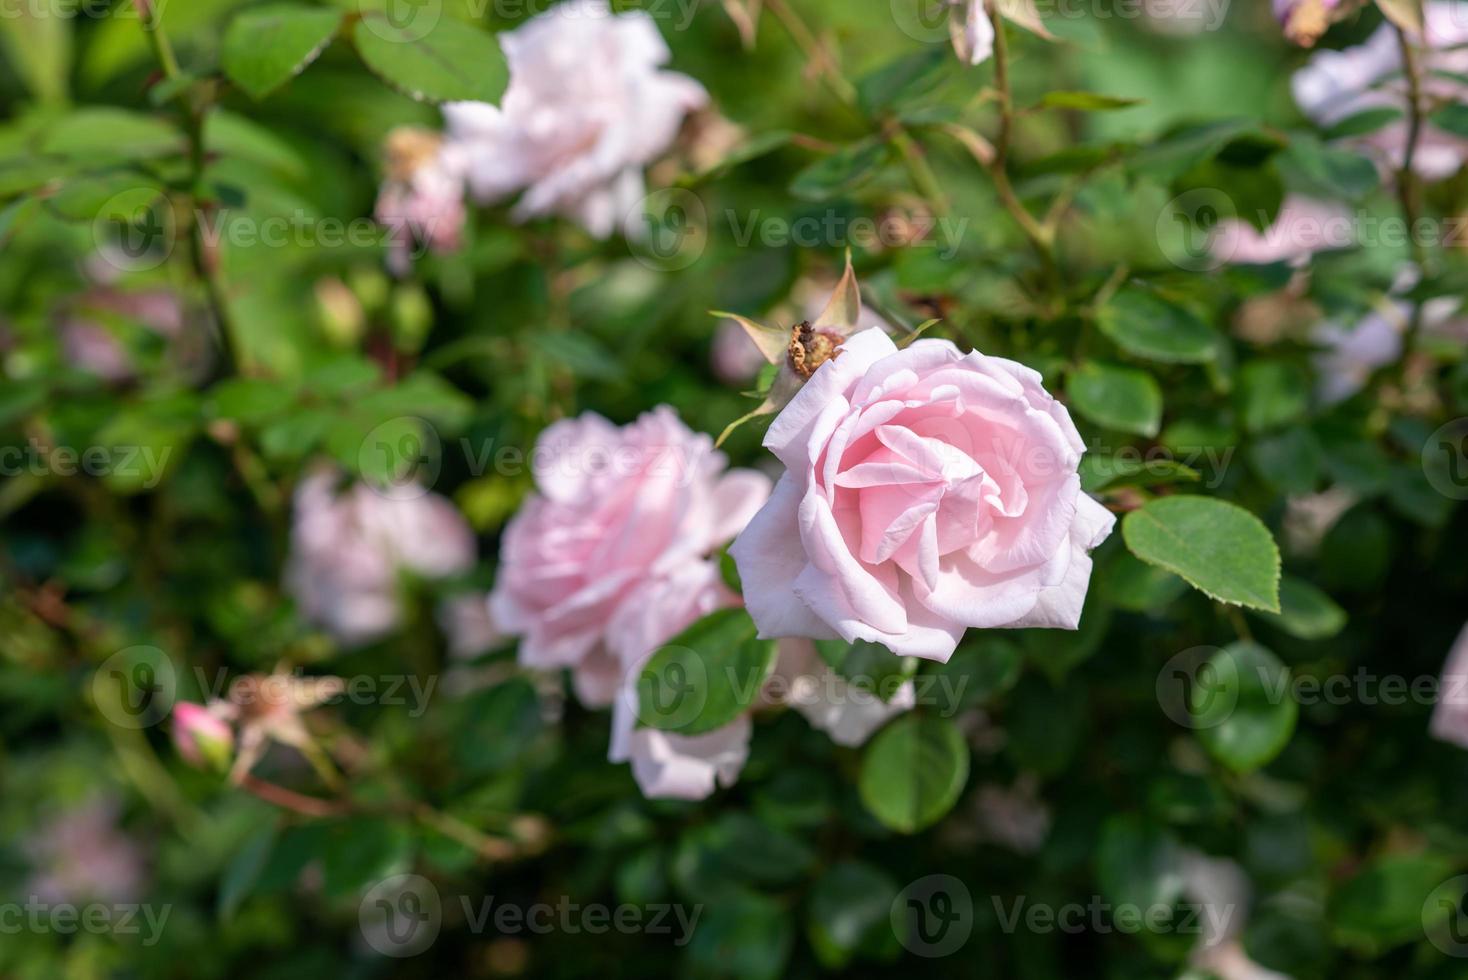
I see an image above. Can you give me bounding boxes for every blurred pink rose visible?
[438,592,503,659]
[375,128,466,275]
[490,407,770,705]
[1294,4,1468,179]
[441,0,707,238]
[27,796,147,905]
[1210,195,1352,266]
[767,639,914,747]
[730,329,1114,661]
[608,561,752,798]
[711,319,769,385]
[171,701,234,770]
[286,470,476,646]
[1431,621,1468,749]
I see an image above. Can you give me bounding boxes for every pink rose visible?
[1431,621,1468,749]
[285,469,476,647]
[440,0,707,238]
[608,561,752,799]
[767,639,914,747]
[1293,3,1468,179]
[490,407,770,706]
[729,328,1115,661]
[1209,195,1352,266]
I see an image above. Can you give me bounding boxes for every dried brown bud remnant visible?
[383,127,445,183]
[788,320,842,379]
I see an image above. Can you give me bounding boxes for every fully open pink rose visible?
[730,329,1114,661]
[491,407,770,705]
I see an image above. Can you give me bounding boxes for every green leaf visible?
[1236,360,1309,433]
[1080,453,1199,493]
[41,108,184,162]
[1191,642,1297,772]
[1247,426,1323,494]
[1332,853,1457,954]
[1096,286,1219,364]
[1102,550,1187,613]
[1258,575,1346,640]
[218,824,278,921]
[637,608,777,736]
[319,817,414,897]
[1096,815,1184,912]
[789,140,889,201]
[807,861,900,969]
[858,713,969,833]
[45,171,163,222]
[222,5,342,99]
[1122,496,1281,611]
[1431,103,1468,139]
[1325,106,1404,140]
[1281,133,1379,200]
[208,378,299,425]
[814,639,917,701]
[1066,361,1163,437]
[684,890,793,980]
[856,47,949,115]
[1036,91,1142,112]
[353,13,509,104]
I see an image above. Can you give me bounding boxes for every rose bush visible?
[2,0,1468,977]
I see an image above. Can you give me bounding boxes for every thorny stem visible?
[134,0,240,376]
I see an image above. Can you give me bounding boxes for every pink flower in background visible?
[954,1,996,65]
[711,319,770,385]
[60,287,190,382]
[442,0,707,238]
[769,639,914,746]
[374,127,466,275]
[1209,195,1353,265]
[285,470,476,646]
[26,796,147,905]
[730,329,1114,661]
[608,561,752,798]
[171,701,234,770]
[438,592,503,659]
[1430,621,1468,748]
[1294,3,1468,179]
[490,407,770,706]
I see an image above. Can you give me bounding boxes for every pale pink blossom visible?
[26,797,147,904]
[607,561,752,799]
[1209,195,1353,266]
[729,328,1114,661]
[1274,0,1343,46]
[711,318,770,385]
[441,0,707,238]
[490,407,769,705]
[1431,621,1468,749]
[1294,4,1468,180]
[285,469,476,646]
[767,639,914,747]
[374,128,466,275]
[1178,850,1287,980]
[438,592,503,659]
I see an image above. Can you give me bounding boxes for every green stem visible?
[134,0,240,376]
[890,129,950,218]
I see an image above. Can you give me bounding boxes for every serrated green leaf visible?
[222,5,342,100]
[1122,496,1281,611]
[1097,286,1219,364]
[353,13,509,104]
